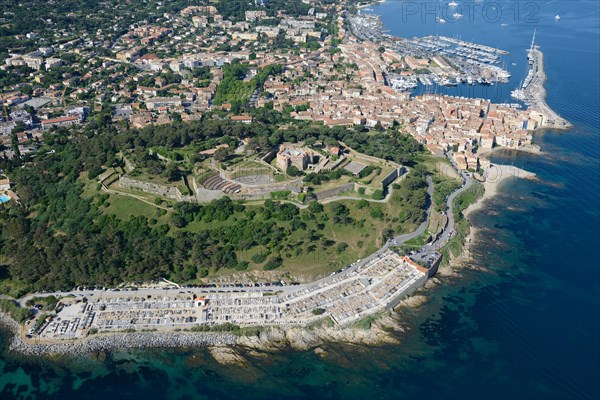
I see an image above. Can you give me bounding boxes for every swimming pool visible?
[0,194,10,203]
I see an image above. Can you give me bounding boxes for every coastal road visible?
[386,175,434,248]
[434,153,472,246]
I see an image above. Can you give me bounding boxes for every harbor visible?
[349,12,569,129]
[348,13,512,91]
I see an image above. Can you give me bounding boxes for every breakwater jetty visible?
[519,38,572,129]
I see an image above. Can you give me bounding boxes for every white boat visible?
[436,16,446,23]
[511,89,526,100]
[554,14,561,21]
[448,1,459,7]
[440,78,457,86]
[453,12,463,19]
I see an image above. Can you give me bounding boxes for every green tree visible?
[11,121,27,134]
[286,165,302,176]
[214,146,232,161]
[308,201,323,213]
[336,242,348,253]
[164,164,181,182]
[369,207,384,219]
[263,257,283,270]
[21,84,33,96]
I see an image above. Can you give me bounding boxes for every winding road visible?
[432,153,473,247]
[8,157,472,307]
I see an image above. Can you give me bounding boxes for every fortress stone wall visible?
[119,176,190,201]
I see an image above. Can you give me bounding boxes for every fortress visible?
[276,145,317,171]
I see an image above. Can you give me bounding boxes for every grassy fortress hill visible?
[89,135,426,283]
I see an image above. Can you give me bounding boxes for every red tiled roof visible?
[43,116,79,124]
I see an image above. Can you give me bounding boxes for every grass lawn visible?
[150,145,199,162]
[0,276,30,298]
[310,175,353,191]
[191,198,398,281]
[128,170,172,185]
[102,193,161,220]
[80,172,172,223]
[227,159,272,175]
[360,164,396,186]
[182,215,237,233]
[427,209,446,236]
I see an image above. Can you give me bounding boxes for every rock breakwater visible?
[1,312,236,357]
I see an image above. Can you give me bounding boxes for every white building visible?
[45,58,63,70]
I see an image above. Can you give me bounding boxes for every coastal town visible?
[0,0,596,398]
[0,0,564,351]
[0,1,562,175]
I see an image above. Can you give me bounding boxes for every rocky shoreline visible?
[0,312,236,357]
[1,308,414,361]
[439,162,538,279]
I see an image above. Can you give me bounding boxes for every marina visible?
[348,13,512,92]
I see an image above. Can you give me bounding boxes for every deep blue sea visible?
[1,1,598,399]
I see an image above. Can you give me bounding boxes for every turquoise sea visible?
[1,1,599,398]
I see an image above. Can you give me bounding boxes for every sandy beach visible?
[464,164,536,219]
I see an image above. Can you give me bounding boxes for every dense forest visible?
[0,114,425,293]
